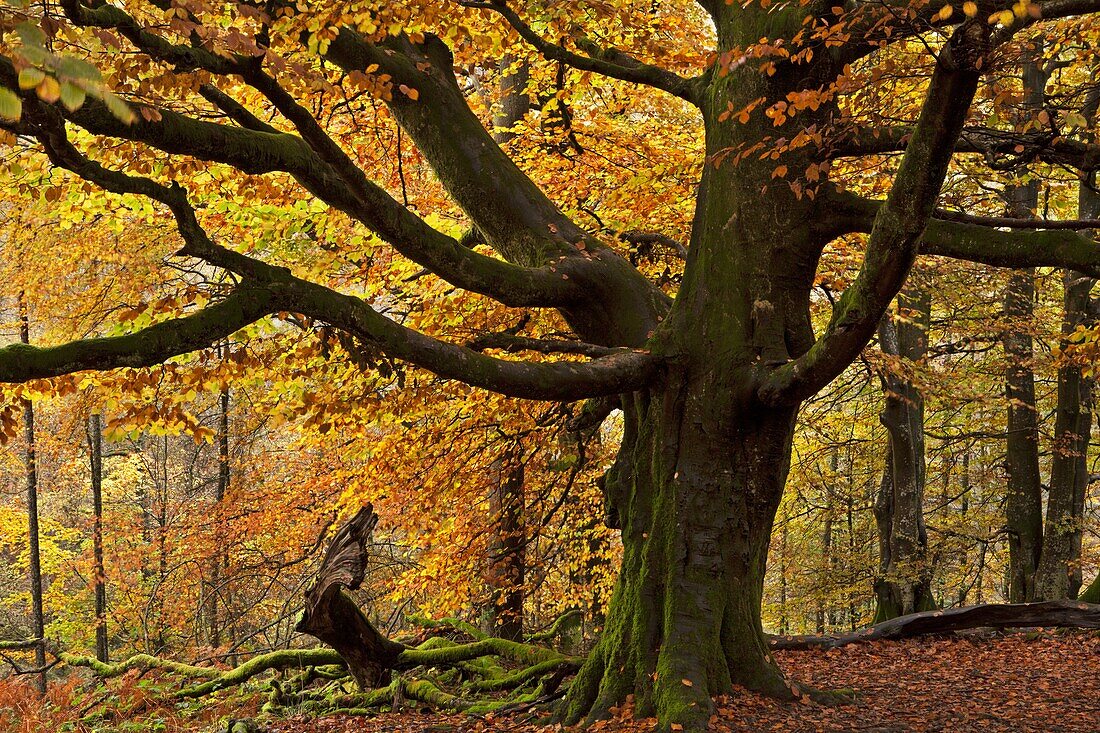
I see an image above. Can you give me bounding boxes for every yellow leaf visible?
[962,1,977,15]
[682,678,693,687]
[36,76,60,103]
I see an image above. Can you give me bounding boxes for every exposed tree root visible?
[178,649,346,697]
[524,609,583,644]
[60,652,223,679]
[770,600,1100,650]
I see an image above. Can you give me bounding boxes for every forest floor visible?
[265,630,1100,733]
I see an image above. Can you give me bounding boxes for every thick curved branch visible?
[321,29,670,346]
[819,190,1100,277]
[759,23,986,406]
[0,252,659,399]
[461,0,701,105]
[26,6,668,341]
[284,276,662,400]
[0,130,661,399]
[58,0,241,74]
[0,288,276,384]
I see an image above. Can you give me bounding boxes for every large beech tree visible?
[2,0,1100,730]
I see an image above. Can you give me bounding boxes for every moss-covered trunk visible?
[564,387,799,731]
[564,22,829,723]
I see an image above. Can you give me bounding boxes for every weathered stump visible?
[296,505,405,688]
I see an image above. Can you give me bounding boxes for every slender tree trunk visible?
[1035,169,1099,600]
[476,59,531,643]
[1003,50,1047,601]
[874,288,936,620]
[207,387,231,648]
[846,489,858,630]
[87,413,109,664]
[958,450,971,606]
[20,301,46,695]
[484,457,525,641]
[817,512,832,633]
[778,523,789,635]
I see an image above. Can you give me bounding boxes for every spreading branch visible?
[0,56,583,310]
[832,125,1100,171]
[818,189,1100,277]
[0,288,275,384]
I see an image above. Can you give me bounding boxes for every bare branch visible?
[831,125,1100,171]
[461,0,701,104]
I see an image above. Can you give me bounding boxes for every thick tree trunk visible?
[1071,171,1100,605]
[563,17,840,723]
[563,391,800,729]
[87,413,109,664]
[20,302,46,695]
[874,288,936,620]
[1034,172,1099,600]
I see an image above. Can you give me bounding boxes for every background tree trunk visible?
[1003,256,1042,601]
[1003,50,1048,602]
[874,287,936,620]
[1035,168,1099,599]
[20,299,46,695]
[483,457,526,642]
[88,412,109,664]
[206,386,231,648]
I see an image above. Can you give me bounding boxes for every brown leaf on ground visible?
[266,631,1100,733]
